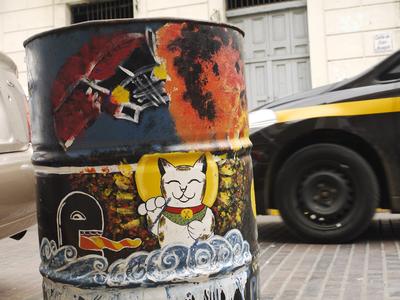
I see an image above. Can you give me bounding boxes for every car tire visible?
[275,143,378,243]
[10,230,27,240]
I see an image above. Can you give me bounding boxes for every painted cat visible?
[138,155,214,247]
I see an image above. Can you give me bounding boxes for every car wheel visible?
[275,143,378,243]
[10,230,27,240]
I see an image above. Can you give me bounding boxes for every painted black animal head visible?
[56,191,104,256]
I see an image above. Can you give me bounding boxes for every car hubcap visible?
[298,167,353,229]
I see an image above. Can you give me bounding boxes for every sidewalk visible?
[0,225,41,300]
[258,213,400,300]
[0,213,399,299]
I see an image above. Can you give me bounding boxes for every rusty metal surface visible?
[25,19,257,299]
[23,17,244,47]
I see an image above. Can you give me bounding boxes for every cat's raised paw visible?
[138,197,166,216]
[155,197,166,208]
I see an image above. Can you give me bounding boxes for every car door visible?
[0,52,36,238]
[368,54,400,212]
[339,51,400,213]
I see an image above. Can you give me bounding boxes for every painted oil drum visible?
[24,19,259,300]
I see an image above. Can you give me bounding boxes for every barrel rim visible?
[23,17,244,47]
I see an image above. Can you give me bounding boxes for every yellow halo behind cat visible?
[135,152,219,207]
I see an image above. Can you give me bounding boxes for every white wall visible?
[0,0,74,92]
[3,0,400,93]
[307,0,400,87]
[0,0,225,93]
[134,0,226,22]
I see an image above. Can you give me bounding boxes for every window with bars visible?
[226,0,294,10]
[71,0,134,24]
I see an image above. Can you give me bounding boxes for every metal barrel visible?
[24,18,259,300]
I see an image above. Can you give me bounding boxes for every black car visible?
[250,50,400,242]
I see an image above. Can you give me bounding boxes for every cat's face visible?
[158,156,207,207]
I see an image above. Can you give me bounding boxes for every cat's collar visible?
[164,204,205,215]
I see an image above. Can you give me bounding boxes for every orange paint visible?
[156,23,249,144]
[84,167,96,173]
[101,166,110,174]
[80,235,142,252]
[201,45,248,141]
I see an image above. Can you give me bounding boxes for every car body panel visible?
[0,52,29,154]
[259,49,400,111]
[0,52,35,239]
[250,49,400,215]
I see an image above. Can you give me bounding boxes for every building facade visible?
[0,0,399,109]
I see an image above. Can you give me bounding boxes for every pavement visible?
[0,213,399,300]
[258,213,400,300]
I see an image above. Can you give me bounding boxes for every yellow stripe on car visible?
[266,208,389,216]
[275,97,400,123]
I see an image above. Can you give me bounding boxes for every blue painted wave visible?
[40,229,252,287]
[40,238,108,287]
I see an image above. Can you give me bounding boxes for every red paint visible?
[101,166,110,174]
[52,33,144,110]
[83,167,96,173]
[164,204,205,214]
[51,32,144,146]
[80,235,141,252]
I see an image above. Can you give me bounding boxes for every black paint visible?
[168,23,239,121]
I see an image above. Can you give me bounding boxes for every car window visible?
[378,62,400,81]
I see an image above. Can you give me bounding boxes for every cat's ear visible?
[158,158,174,176]
[193,155,207,173]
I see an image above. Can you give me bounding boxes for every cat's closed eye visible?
[188,179,202,184]
[165,180,180,185]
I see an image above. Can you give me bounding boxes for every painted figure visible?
[138,155,214,247]
[57,191,105,256]
[52,29,169,148]
[57,191,141,257]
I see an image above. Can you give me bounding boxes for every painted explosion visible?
[157,22,249,143]
[50,22,248,149]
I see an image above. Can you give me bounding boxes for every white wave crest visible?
[40,229,252,288]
